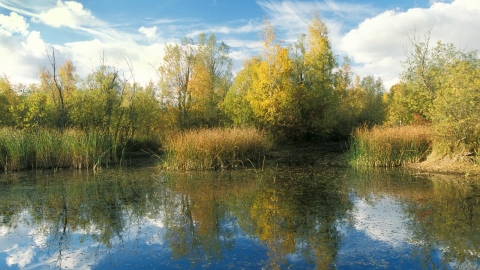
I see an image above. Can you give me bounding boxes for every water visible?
[0,164,479,269]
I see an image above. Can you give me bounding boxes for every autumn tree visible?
[38,49,78,130]
[158,37,196,129]
[244,19,302,138]
[300,12,338,136]
[188,33,232,127]
[0,75,22,126]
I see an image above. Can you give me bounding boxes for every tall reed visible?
[162,127,273,170]
[350,125,433,167]
[0,127,120,171]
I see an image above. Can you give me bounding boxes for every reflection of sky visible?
[336,195,444,269]
[352,196,408,247]
[0,210,311,269]
[0,193,468,269]
[0,211,168,270]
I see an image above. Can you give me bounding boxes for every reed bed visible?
[0,127,117,171]
[162,127,273,170]
[349,125,433,167]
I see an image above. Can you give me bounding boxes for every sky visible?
[0,0,479,90]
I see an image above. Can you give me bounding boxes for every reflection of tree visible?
[162,171,247,265]
[6,166,479,268]
[349,168,480,268]
[0,168,164,268]
[246,168,353,269]
[405,178,480,268]
[161,168,353,269]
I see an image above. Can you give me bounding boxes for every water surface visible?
[0,164,479,269]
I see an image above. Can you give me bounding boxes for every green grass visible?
[0,127,120,171]
[349,125,433,167]
[162,127,273,170]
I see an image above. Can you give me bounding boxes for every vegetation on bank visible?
[0,13,478,171]
[349,125,433,167]
[162,128,272,170]
[0,128,120,171]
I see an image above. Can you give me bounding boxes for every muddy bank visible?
[407,155,480,177]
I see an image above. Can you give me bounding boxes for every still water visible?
[0,163,479,269]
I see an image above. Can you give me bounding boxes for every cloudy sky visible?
[0,0,478,90]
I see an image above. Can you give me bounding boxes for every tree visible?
[221,58,259,127]
[0,75,22,126]
[189,33,232,127]
[158,37,196,128]
[431,56,480,155]
[244,19,302,139]
[40,49,77,130]
[395,33,468,124]
[300,12,338,137]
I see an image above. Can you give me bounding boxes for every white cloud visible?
[339,0,480,89]
[34,0,97,28]
[57,39,165,86]
[139,26,159,40]
[21,31,48,58]
[354,197,408,247]
[0,11,29,36]
[6,246,36,268]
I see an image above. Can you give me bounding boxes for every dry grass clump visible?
[162,127,272,170]
[350,125,433,167]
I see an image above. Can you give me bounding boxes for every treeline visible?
[0,13,386,170]
[3,13,477,169]
[157,15,386,141]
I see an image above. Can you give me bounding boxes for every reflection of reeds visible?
[162,128,273,170]
[350,125,433,167]
[0,127,119,171]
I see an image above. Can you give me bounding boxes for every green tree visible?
[390,35,469,125]
[220,58,259,127]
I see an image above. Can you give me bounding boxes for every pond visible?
[0,162,479,269]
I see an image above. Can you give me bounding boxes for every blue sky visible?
[0,0,478,89]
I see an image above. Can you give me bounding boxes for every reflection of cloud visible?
[0,226,8,236]
[6,246,35,268]
[353,197,408,247]
[31,230,48,248]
